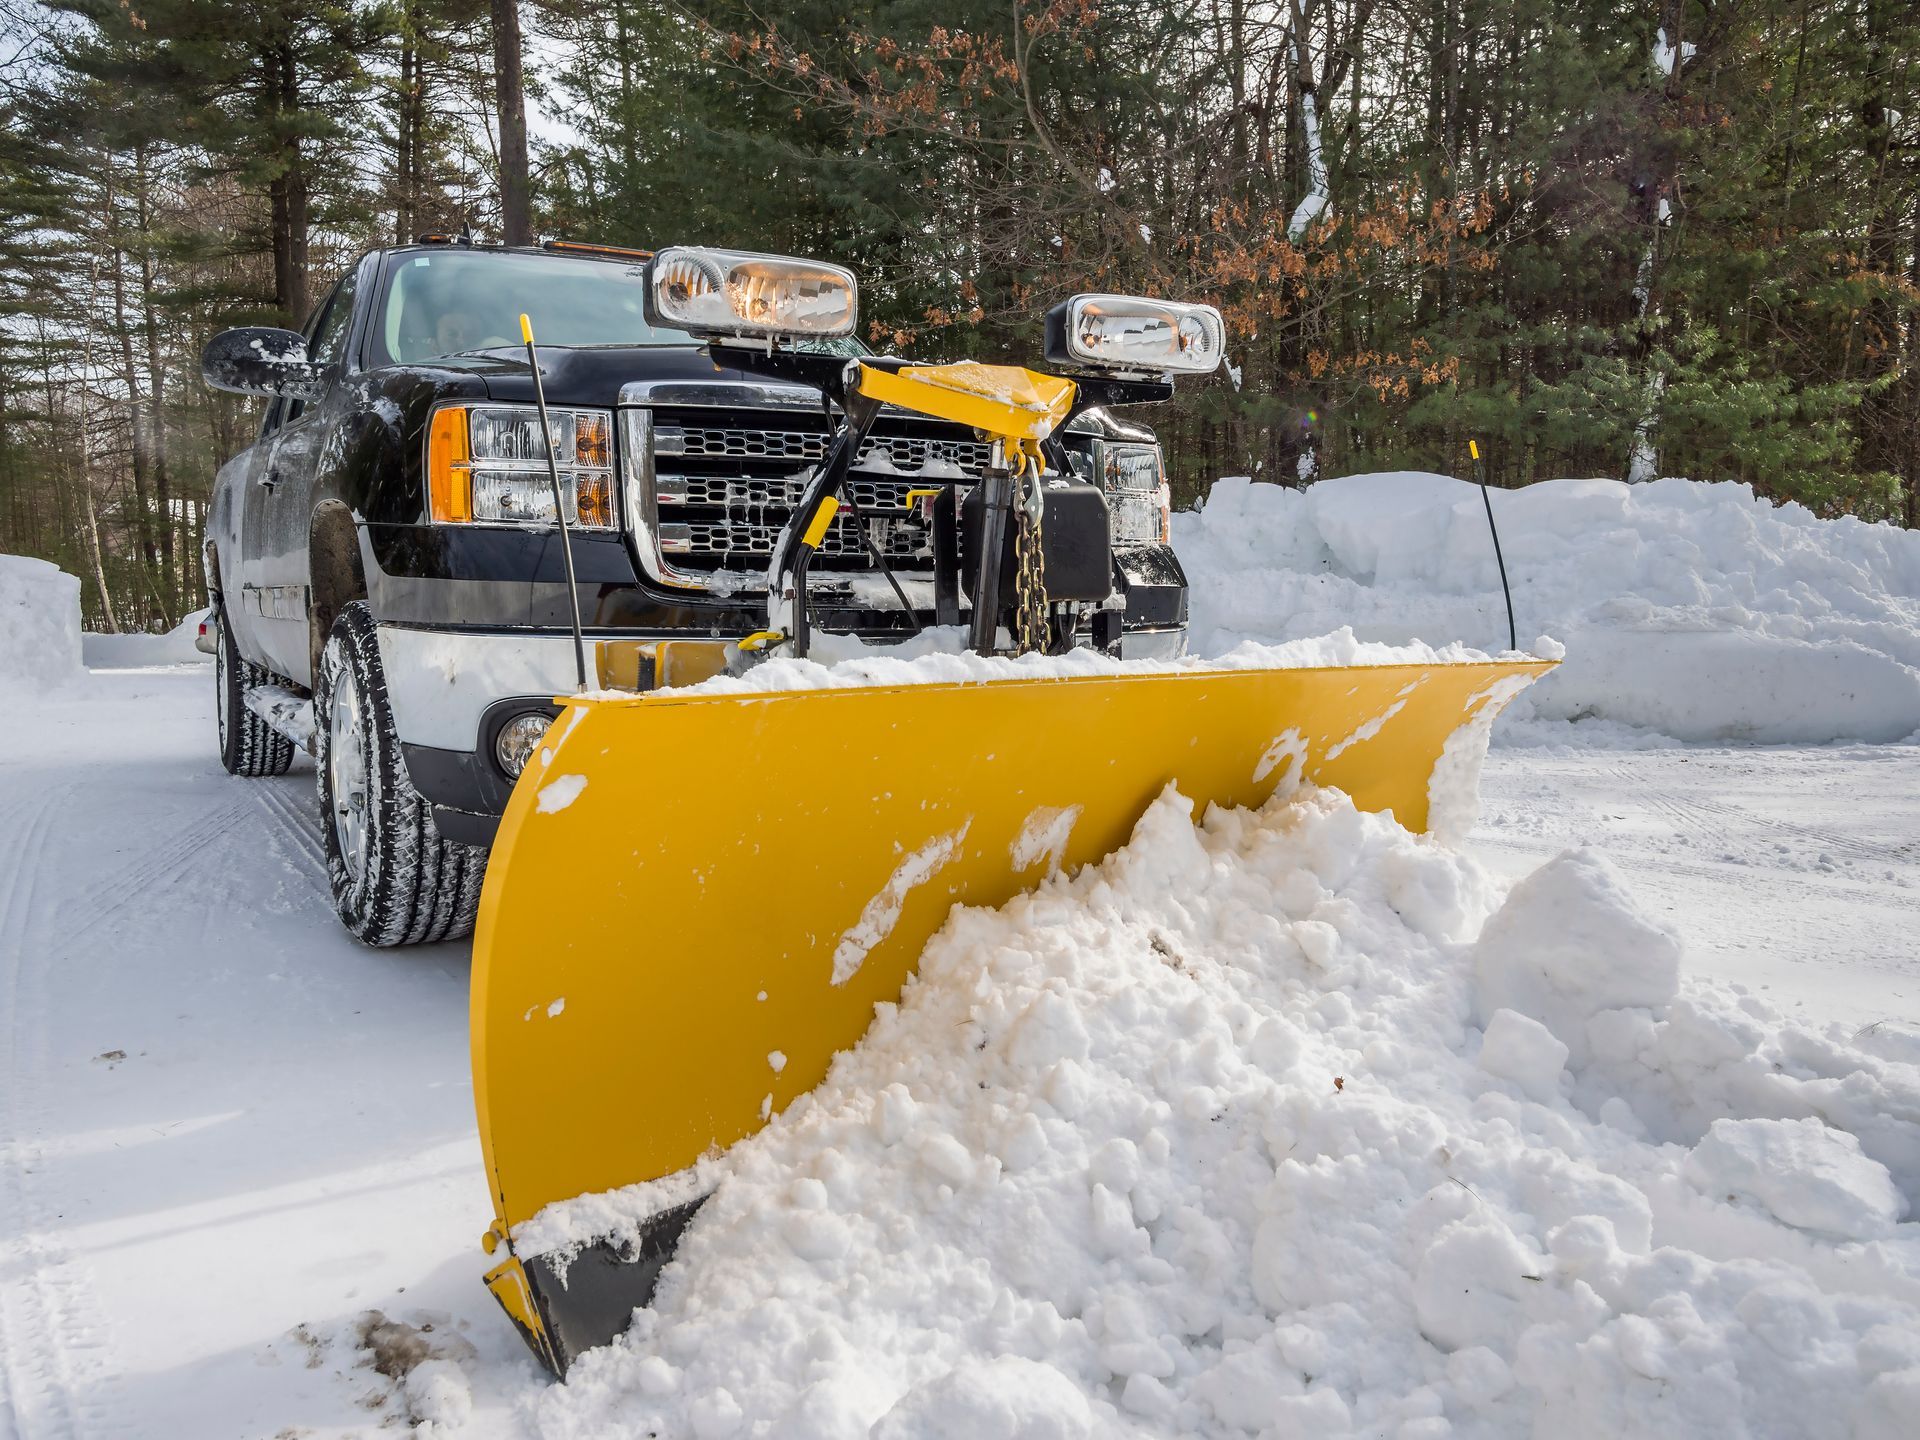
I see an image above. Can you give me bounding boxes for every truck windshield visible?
[372,250,696,364]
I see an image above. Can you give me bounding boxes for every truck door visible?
[234,397,291,670]
[245,272,360,684]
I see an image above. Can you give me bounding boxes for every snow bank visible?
[532,784,1920,1439]
[1174,474,1920,744]
[1,554,84,692]
[82,607,210,669]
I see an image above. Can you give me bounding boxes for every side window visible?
[285,271,357,424]
[309,269,360,371]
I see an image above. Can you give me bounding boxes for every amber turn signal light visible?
[428,407,473,522]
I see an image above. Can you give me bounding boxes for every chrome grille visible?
[662,518,926,562]
[644,413,986,575]
[669,475,961,512]
[656,425,992,475]
[660,426,823,462]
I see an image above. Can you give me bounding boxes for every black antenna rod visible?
[1470,439,1518,653]
[521,313,590,692]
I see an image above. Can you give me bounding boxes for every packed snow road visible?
[2,663,1916,1438]
[0,667,536,1437]
[1474,744,1920,1028]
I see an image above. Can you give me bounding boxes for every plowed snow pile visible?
[534,781,1920,1440]
[1174,474,1920,744]
[81,607,210,668]
[1,553,83,692]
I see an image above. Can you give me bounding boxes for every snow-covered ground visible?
[3,667,1916,1438]
[0,666,540,1437]
[4,474,1919,1437]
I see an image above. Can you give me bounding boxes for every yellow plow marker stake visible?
[471,658,1551,1247]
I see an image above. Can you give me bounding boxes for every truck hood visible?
[454,344,761,409]
[443,343,1156,441]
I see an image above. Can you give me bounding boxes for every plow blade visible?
[471,657,1551,1372]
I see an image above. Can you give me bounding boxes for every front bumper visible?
[381,542,1189,847]
[380,625,731,846]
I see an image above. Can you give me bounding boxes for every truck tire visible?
[215,603,295,778]
[314,601,486,946]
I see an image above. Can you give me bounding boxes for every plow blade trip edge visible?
[470,658,1551,1372]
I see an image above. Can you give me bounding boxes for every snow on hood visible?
[528,781,1920,1439]
[1174,473,1920,745]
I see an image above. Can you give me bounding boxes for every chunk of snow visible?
[243,685,315,751]
[403,1358,472,1431]
[869,1356,1092,1439]
[1473,848,1682,1060]
[535,773,588,814]
[1478,1007,1570,1102]
[1411,1217,1540,1352]
[1683,1116,1906,1240]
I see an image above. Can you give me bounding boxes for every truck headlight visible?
[644,246,858,341]
[426,404,616,529]
[1099,442,1171,545]
[1045,294,1225,376]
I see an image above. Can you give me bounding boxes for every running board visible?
[244,685,317,755]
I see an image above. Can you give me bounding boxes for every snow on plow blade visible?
[470,657,1552,1373]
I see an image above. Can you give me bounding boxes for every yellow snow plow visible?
[467,250,1555,1374]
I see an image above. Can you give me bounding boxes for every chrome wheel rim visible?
[328,676,370,883]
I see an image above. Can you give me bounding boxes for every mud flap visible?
[470,657,1553,1371]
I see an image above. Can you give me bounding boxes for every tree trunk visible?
[491,0,533,244]
[105,157,168,627]
[135,145,175,617]
[1627,1,1687,484]
[77,257,121,633]
[265,40,311,323]
[397,17,417,244]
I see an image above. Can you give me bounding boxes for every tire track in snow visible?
[1666,785,1915,866]
[1601,760,1912,876]
[0,785,135,1440]
[248,774,329,889]
[1474,831,1920,916]
[59,795,253,951]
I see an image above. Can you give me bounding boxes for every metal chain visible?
[1013,460,1049,655]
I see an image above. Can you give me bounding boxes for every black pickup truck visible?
[201,238,1191,947]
